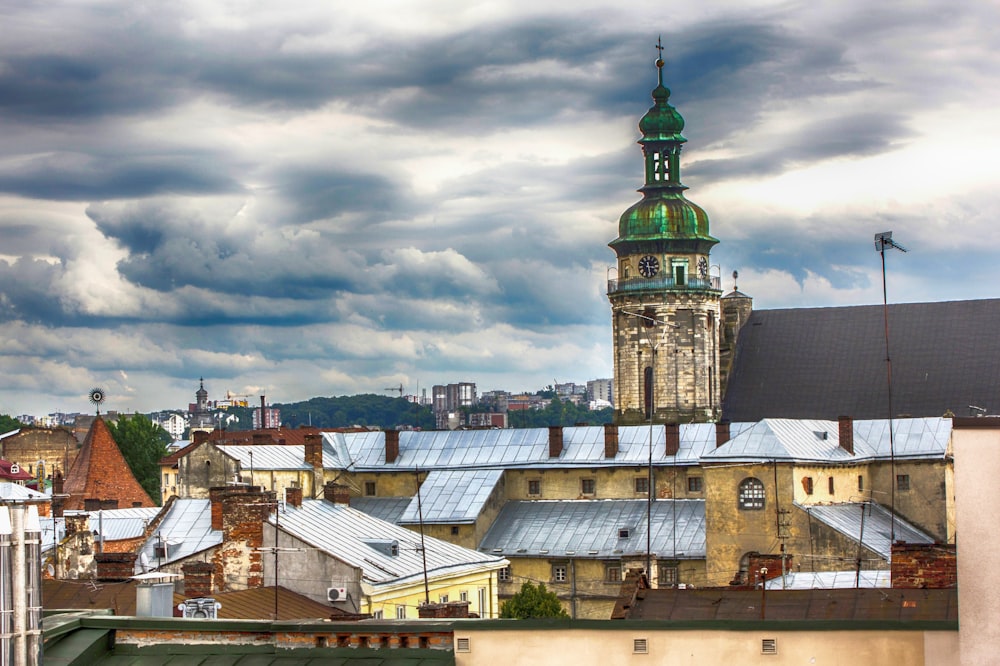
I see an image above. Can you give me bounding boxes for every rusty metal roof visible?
[619,587,958,622]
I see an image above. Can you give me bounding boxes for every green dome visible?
[617,192,714,241]
[638,84,685,141]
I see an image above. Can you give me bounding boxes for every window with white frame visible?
[552,562,568,582]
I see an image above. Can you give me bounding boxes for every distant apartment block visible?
[253,406,280,429]
[587,378,613,407]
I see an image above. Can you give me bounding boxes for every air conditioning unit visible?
[327,587,349,603]
[178,597,221,619]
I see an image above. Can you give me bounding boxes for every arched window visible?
[738,477,765,510]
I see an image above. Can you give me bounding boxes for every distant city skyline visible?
[2,1,998,417]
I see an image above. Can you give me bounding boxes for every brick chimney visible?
[285,486,303,508]
[215,488,275,591]
[304,433,323,469]
[418,601,470,619]
[548,426,563,458]
[95,552,137,582]
[665,423,680,456]
[715,421,731,448]
[209,484,258,531]
[51,470,66,518]
[323,482,351,505]
[603,423,619,459]
[838,416,854,455]
[182,561,215,597]
[252,432,270,445]
[385,430,400,464]
[193,430,210,445]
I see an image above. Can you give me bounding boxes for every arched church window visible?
[738,477,765,510]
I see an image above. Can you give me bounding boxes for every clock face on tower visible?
[698,257,708,279]
[638,255,660,278]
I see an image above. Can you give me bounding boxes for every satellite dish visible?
[46,564,55,577]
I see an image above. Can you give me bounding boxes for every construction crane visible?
[384,383,404,397]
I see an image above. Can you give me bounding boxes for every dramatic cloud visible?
[1,0,999,416]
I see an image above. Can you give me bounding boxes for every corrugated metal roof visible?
[350,497,411,524]
[272,500,507,588]
[135,499,221,572]
[79,506,161,542]
[854,417,952,460]
[765,570,891,589]
[323,423,756,473]
[801,502,933,559]
[216,444,311,470]
[702,417,948,464]
[478,499,705,559]
[398,469,503,525]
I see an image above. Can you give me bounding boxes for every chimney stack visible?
[715,421,731,448]
[385,430,400,464]
[193,430,210,445]
[548,426,563,458]
[304,433,323,469]
[285,486,302,508]
[838,416,854,455]
[216,488,275,591]
[323,482,351,505]
[182,561,214,598]
[665,423,680,456]
[603,423,619,459]
[95,552,137,582]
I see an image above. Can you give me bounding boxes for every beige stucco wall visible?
[454,626,958,666]
[952,420,1000,666]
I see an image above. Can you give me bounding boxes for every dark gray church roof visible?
[722,298,1000,421]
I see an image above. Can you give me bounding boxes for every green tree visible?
[107,414,172,504]
[499,581,569,619]
[0,414,24,434]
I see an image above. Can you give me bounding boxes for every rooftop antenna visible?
[732,270,739,291]
[875,231,907,543]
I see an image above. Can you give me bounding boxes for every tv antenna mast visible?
[875,231,907,543]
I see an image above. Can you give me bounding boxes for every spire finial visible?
[655,36,665,86]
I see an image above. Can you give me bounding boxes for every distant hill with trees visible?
[274,394,613,431]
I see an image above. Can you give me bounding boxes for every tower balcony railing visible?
[607,274,721,295]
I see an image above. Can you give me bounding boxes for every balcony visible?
[608,274,721,295]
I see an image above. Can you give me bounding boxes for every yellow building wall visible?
[502,466,704,501]
[867,459,951,542]
[497,556,705,620]
[246,468,316,500]
[454,626,958,666]
[363,568,500,619]
[792,463,870,505]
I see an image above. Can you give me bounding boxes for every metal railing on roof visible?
[608,275,720,295]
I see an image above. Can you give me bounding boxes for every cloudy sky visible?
[2,0,998,417]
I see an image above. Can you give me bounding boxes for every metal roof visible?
[324,423,755,472]
[271,500,507,588]
[216,444,311,470]
[77,506,161,542]
[478,499,705,559]
[398,469,503,525]
[135,499,221,572]
[765,570,891,589]
[853,417,952,460]
[0,482,48,501]
[349,497,411,524]
[801,502,933,559]
[702,417,949,464]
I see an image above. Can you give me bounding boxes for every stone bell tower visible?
[608,46,721,425]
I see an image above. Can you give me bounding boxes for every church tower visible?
[609,48,721,425]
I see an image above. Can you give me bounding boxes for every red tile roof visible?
[63,417,156,511]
